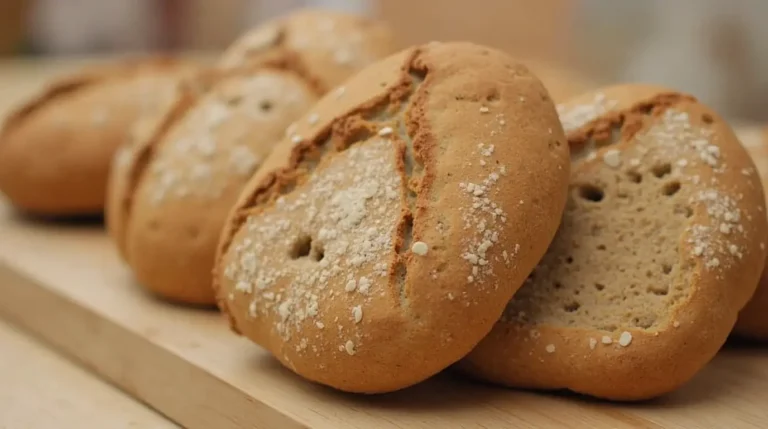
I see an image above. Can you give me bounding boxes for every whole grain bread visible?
[219,8,397,92]
[0,58,195,216]
[733,125,768,340]
[213,42,570,393]
[107,9,398,305]
[460,84,768,400]
[107,66,320,304]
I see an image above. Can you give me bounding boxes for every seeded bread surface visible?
[0,58,193,216]
[107,66,319,304]
[219,8,397,92]
[107,10,397,305]
[213,42,571,393]
[734,126,768,340]
[460,84,768,400]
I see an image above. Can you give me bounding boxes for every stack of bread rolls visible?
[1,7,766,402]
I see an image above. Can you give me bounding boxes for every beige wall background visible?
[3,0,768,121]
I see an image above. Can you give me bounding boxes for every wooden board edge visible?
[0,258,309,429]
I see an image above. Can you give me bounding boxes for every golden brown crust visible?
[0,57,196,216]
[108,64,320,305]
[218,8,397,92]
[106,10,398,305]
[105,72,198,261]
[213,42,570,393]
[733,126,768,340]
[460,84,768,400]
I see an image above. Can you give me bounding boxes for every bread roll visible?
[0,58,195,216]
[460,84,768,400]
[213,42,570,392]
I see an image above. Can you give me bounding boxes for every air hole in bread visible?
[627,171,642,183]
[554,282,563,290]
[596,244,606,251]
[289,235,324,262]
[578,184,604,202]
[311,243,325,262]
[663,181,681,196]
[632,315,655,328]
[289,234,312,259]
[259,100,273,112]
[565,256,573,264]
[652,163,672,178]
[564,301,580,312]
[662,264,672,274]
[701,113,714,124]
[485,90,500,103]
[594,283,605,291]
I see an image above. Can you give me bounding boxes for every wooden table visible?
[0,318,175,428]
[1,58,768,429]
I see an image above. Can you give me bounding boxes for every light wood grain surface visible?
[0,319,176,429]
[1,58,767,429]
[0,195,767,429]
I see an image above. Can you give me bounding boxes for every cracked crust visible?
[460,84,768,400]
[106,64,321,305]
[0,57,195,215]
[734,125,768,340]
[218,8,397,92]
[213,42,570,393]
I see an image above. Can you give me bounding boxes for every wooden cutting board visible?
[0,318,177,429]
[1,59,767,429]
[0,204,767,429]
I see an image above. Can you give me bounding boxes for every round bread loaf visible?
[460,84,768,400]
[105,68,192,262]
[213,42,570,393]
[219,8,397,92]
[0,58,194,216]
[107,65,321,304]
[107,9,396,305]
[734,126,768,340]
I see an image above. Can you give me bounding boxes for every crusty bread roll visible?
[219,8,397,92]
[460,84,768,400]
[107,10,397,305]
[107,66,320,305]
[0,58,195,216]
[213,42,571,393]
[733,126,768,340]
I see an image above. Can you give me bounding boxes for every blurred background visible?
[1,0,767,122]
